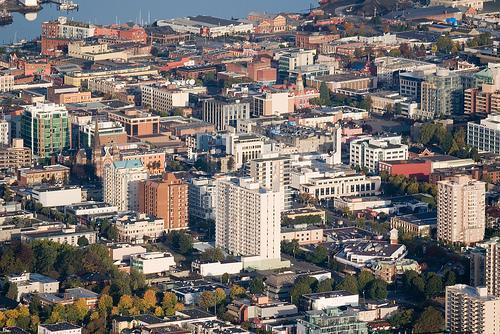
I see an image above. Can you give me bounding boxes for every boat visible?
[58,0,79,11]
[0,9,13,26]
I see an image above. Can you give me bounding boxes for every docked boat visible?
[0,10,13,26]
[58,0,79,11]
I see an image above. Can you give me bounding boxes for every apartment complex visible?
[0,73,14,92]
[467,113,500,154]
[349,136,408,173]
[473,238,500,297]
[418,69,463,119]
[21,103,70,158]
[248,155,291,209]
[188,177,216,220]
[445,285,500,334]
[103,160,148,211]
[202,97,251,131]
[139,172,188,231]
[0,138,32,169]
[215,177,283,260]
[437,175,486,245]
[0,119,9,145]
[465,64,500,114]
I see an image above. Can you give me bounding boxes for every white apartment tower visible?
[437,175,486,245]
[445,285,500,334]
[215,177,283,259]
[103,160,148,211]
[248,154,291,209]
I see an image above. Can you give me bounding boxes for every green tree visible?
[162,292,178,316]
[77,236,89,247]
[249,277,265,294]
[357,271,374,292]
[97,294,113,317]
[319,82,331,106]
[368,279,388,300]
[309,245,328,266]
[315,278,334,293]
[221,273,230,284]
[6,283,18,301]
[444,270,456,287]
[425,274,443,298]
[290,280,312,305]
[413,307,444,333]
[336,275,358,295]
[388,309,414,328]
[200,248,225,262]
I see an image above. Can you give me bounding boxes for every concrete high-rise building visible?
[248,154,291,209]
[202,96,251,131]
[224,133,267,169]
[21,103,70,158]
[418,69,463,120]
[139,172,188,231]
[215,177,283,260]
[437,175,486,245]
[445,284,500,334]
[476,237,500,297]
[103,160,148,211]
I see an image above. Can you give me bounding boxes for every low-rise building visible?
[281,225,324,245]
[350,136,408,173]
[31,186,83,207]
[390,212,437,237]
[191,260,243,277]
[297,307,368,334]
[6,272,60,301]
[300,291,359,312]
[115,212,166,243]
[17,164,70,186]
[130,252,176,275]
[20,226,98,247]
[0,138,32,170]
[38,323,82,334]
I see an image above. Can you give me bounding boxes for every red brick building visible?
[379,160,432,181]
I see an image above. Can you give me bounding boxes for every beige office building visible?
[437,175,485,245]
[445,284,500,334]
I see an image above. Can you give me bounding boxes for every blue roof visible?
[113,160,143,169]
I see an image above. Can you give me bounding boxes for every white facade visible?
[57,17,96,39]
[0,74,14,92]
[103,160,148,211]
[350,135,408,173]
[38,323,82,334]
[468,114,500,155]
[225,133,266,168]
[0,120,9,145]
[110,244,147,261]
[32,187,82,207]
[115,213,166,243]
[302,291,359,311]
[7,272,59,301]
[191,260,243,277]
[141,85,190,113]
[130,252,176,275]
[437,175,486,245]
[188,178,216,220]
[215,177,283,259]
[293,169,381,201]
